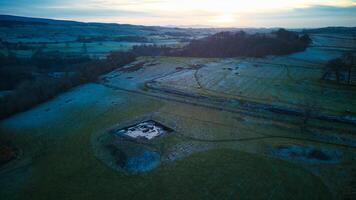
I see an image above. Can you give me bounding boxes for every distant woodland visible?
[133,29,311,58]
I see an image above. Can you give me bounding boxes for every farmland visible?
[0,17,356,200]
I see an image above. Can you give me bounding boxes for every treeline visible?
[130,29,311,58]
[322,53,355,85]
[0,20,47,27]
[303,27,356,35]
[0,51,136,119]
[132,44,173,56]
[164,32,191,37]
[0,52,91,90]
[175,29,311,58]
[113,36,148,42]
[76,35,148,43]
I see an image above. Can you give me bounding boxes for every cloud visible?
[0,1,154,20]
[0,0,355,27]
[288,5,356,17]
[39,7,151,18]
[241,5,356,28]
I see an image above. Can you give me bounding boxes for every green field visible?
[1,33,355,199]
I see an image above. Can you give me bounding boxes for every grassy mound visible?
[17,148,330,200]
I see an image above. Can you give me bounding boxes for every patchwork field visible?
[0,22,203,58]
[0,33,355,200]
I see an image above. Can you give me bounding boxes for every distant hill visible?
[0,15,165,30]
[1,14,356,35]
[303,27,356,34]
[0,15,83,26]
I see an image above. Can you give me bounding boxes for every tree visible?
[300,34,312,44]
[342,52,355,84]
[323,53,355,85]
[324,58,344,83]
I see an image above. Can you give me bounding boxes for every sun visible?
[211,14,235,25]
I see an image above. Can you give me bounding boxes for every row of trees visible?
[175,29,311,58]
[76,35,148,43]
[322,53,355,85]
[130,29,311,58]
[132,44,172,56]
[0,50,92,90]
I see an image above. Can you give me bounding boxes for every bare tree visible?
[342,52,355,84]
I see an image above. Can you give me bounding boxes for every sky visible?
[0,0,356,28]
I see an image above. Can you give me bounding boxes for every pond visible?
[271,144,342,164]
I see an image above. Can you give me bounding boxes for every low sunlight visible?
[0,1,355,200]
[0,0,356,27]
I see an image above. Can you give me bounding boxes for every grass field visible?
[1,33,355,199]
